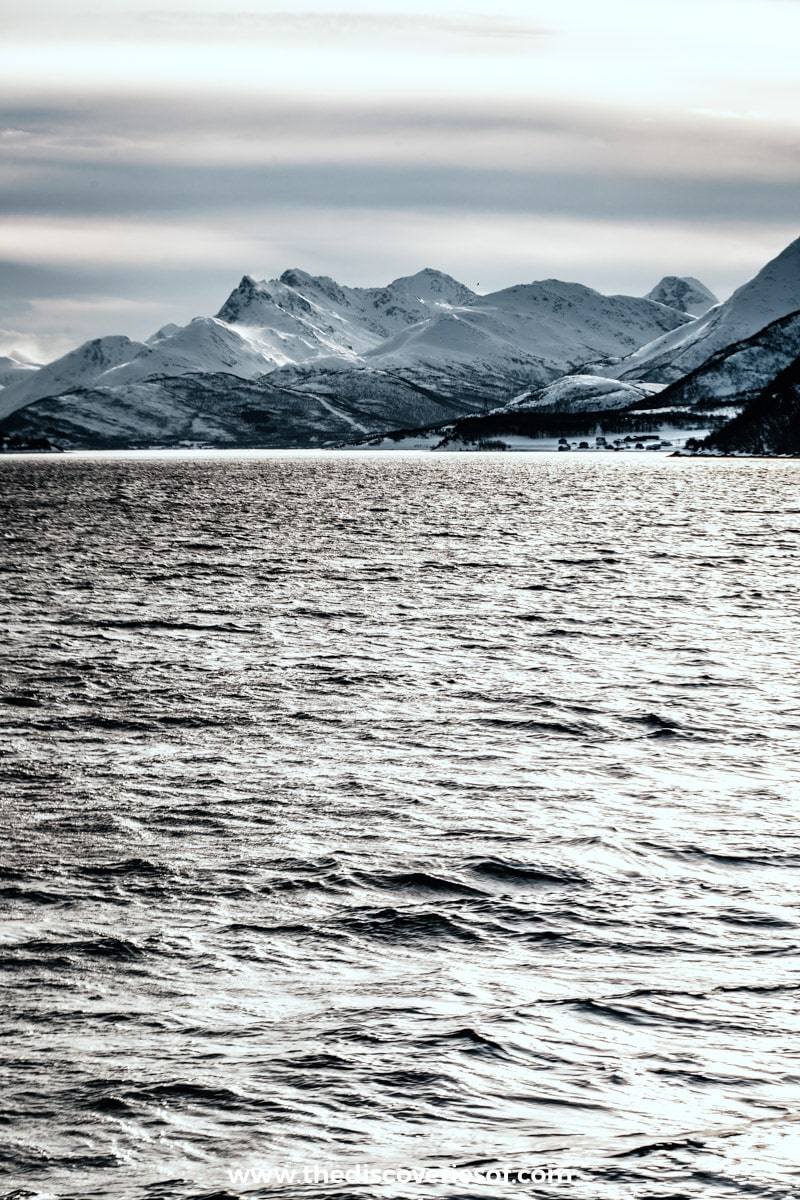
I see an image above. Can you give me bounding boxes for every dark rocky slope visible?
[702,355,800,455]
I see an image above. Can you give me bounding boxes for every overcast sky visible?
[1,0,798,360]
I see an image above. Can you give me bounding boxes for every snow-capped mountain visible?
[217,271,685,403]
[640,309,800,413]
[216,267,477,361]
[3,238,799,452]
[99,317,283,386]
[440,290,800,443]
[0,268,478,421]
[0,268,688,437]
[340,294,800,454]
[611,236,800,384]
[252,285,686,413]
[504,374,664,414]
[645,276,718,317]
[355,280,688,403]
[0,352,39,390]
[0,336,147,421]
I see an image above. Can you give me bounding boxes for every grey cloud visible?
[0,259,170,301]
[2,93,798,181]
[1,158,798,226]
[1,95,797,243]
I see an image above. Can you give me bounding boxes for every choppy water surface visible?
[1,451,799,1200]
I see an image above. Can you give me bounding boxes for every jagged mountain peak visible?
[216,276,270,322]
[41,335,144,378]
[217,266,476,326]
[280,267,328,286]
[401,267,447,279]
[217,269,348,322]
[224,274,258,295]
[279,268,348,302]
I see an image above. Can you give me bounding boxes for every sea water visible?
[1,451,799,1200]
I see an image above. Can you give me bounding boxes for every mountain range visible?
[1,237,799,454]
[351,238,800,454]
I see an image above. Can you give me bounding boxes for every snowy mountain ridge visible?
[2,235,799,452]
[0,267,687,421]
[215,267,478,361]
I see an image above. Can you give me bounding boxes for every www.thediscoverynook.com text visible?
[226,1162,582,1186]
